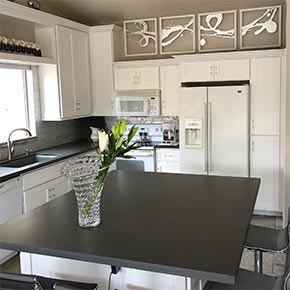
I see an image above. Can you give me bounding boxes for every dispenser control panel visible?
[184,118,203,148]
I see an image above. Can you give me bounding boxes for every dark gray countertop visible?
[0,139,93,183]
[154,143,179,149]
[0,171,260,284]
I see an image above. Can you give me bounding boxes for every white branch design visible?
[200,14,235,39]
[242,8,278,36]
[126,20,156,47]
[160,18,194,47]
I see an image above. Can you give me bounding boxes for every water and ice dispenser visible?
[184,118,203,148]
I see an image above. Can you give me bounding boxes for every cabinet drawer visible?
[22,161,65,191]
[156,149,180,162]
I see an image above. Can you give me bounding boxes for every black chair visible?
[245,208,290,273]
[0,272,99,289]
[204,223,290,290]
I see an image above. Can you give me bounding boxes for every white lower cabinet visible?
[156,148,180,173]
[20,253,187,290]
[22,161,71,213]
[250,136,281,213]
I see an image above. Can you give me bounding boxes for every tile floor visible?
[0,215,287,280]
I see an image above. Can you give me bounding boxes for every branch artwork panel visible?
[198,10,237,52]
[240,6,281,49]
[159,15,195,54]
[124,18,158,56]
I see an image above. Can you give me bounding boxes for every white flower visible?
[98,130,109,153]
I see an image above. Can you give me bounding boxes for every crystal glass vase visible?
[62,154,108,228]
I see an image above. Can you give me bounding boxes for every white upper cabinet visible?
[250,57,281,136]
[38,26,92,120]
[160,65,180,116]
[89,25,124,116]
[180,59,250,82]
[114,66,160,90]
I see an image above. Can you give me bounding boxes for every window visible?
[0,65,36,143]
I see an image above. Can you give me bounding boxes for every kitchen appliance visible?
[114,124,163,172]
[162,122,177,144]
[115,90,160,116]
[179,83,249,177]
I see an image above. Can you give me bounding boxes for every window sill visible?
[0,136,37,148]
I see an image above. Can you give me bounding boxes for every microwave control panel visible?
[148,96,160,116]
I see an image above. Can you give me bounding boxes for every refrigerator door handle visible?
[208,102,212,173]
[204,102,208,172]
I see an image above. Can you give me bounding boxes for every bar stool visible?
[0,272,99,289]
[204,227,290,290]
[245,208,290,273]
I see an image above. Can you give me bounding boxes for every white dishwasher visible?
[0,177,23,264]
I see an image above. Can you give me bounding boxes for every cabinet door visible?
[71,29,92,116]
[160,65,180,116]
[114,67,137,90]
[251,136,281,212]
[56,26,91,119]
[250,57,281,136]
[180,61,213,82]
[90,31,115,116]
[23,183,48,213]
[214,59,249,81]
[137,66,159,89]
[47,176,71,202]
[157,162,180,173]
[56,26,76,118]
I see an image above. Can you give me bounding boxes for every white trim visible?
[114,58,178,68]
[0,52,56,65]
[0,0,89,32]
[89,25,123,33]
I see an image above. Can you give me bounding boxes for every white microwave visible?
[115,90,160,117]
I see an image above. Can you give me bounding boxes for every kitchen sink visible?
[0,154,59,168]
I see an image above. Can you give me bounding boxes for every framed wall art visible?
[159,14,195,55]
[240,6,282,50]
[198,10,237,52]
[123,18,158,56]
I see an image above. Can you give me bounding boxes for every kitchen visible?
[0,0,290,289]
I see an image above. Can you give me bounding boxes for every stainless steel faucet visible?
[7,128,32,160]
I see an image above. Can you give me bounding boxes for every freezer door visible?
[179,87,207,174]
[208,86,249,177]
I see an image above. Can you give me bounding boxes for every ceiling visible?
[22,0,285,26]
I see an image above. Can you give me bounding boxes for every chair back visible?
[282,220,290,290]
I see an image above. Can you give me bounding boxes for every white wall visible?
[284,0,290,221]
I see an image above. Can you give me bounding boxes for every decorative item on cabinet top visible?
[124,18,158,57]
[159,15,195,55]
[0,36,42,56]
[198,10,237,52]
[240,6,282,50]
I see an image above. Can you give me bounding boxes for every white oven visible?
[115,148,154,172]
[115,90,160,117]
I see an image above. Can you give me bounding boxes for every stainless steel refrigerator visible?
[179,84,249,177]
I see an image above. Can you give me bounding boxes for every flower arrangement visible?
[83,119,139,214]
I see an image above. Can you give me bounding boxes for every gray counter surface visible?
[0,140,93,183]
[0,171,260,284]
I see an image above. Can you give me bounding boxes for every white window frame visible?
[0,63,36,145]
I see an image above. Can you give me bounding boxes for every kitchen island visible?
[0,171,260,289]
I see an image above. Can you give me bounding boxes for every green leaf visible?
[108,132,115,154]
[111,124,119,138]
[126,125,138,145]
[119,119,126,135]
